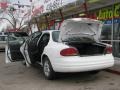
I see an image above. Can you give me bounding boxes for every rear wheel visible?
[43,57,56,80]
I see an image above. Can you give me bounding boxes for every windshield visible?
[52,31,60,42]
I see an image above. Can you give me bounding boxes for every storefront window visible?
[113,23,120,58]
[100,24,112,44]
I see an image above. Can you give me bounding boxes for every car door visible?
[37,33,50,59]
[27,32,42,62]
[6,35,25,63]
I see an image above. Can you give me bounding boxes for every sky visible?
[0,0,31,32]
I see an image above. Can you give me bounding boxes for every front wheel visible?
[43,57,56,80]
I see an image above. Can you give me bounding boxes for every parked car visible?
[0,32,28,51]
[6,18,114,80]
[0,32,8,51]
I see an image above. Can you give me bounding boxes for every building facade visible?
[29,0,120,59]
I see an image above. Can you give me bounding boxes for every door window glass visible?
[38,33,50,47]
[32,34,42,44]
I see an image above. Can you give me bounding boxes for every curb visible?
[105,69,120,75]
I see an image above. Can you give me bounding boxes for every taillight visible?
[105,46,112,54]
[60,48,79,56]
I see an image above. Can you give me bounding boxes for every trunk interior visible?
[67,42,106,56]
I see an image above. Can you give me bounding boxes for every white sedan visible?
[6,18,114,80]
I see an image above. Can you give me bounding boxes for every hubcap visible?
[44,60,50,77]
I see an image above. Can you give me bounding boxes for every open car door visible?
[5,33,27,63]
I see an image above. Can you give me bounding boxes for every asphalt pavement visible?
[0,52,120,90]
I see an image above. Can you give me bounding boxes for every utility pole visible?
[83,0,88,17]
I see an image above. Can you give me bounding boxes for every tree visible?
[0,6,30,32]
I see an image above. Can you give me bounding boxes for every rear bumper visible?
[52,54,114,72]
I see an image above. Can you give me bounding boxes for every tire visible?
[43,57,56,80]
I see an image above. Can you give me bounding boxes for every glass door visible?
[113,23,120,58]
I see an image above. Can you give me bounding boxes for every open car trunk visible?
[58,18,103,43]
[67,42,106,56]
[58,18,106,56]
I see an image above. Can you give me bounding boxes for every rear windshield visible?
[52,31,60,42]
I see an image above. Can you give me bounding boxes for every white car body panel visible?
[41,31,114,72]
[51,54,114,72]
[58,18,103,42]
[42,41,114,72]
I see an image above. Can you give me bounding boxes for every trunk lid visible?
[58,18,103,43]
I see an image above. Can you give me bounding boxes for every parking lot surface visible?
[0,52,120,90]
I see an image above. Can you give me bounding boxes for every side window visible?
[32,34,42,44]
[38,33,50,47]
[32,32,42,38]
[29,32,42,42]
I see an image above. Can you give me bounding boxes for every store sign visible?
[32,0,85,16]
[98,3,120,20]
[32,0,63,16]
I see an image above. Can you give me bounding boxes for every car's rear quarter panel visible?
[42,42,114,72]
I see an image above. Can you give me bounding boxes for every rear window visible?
[52,31,60,42]
[14,32,28,37]
[8,32,28,37]
[101,24,111,40]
